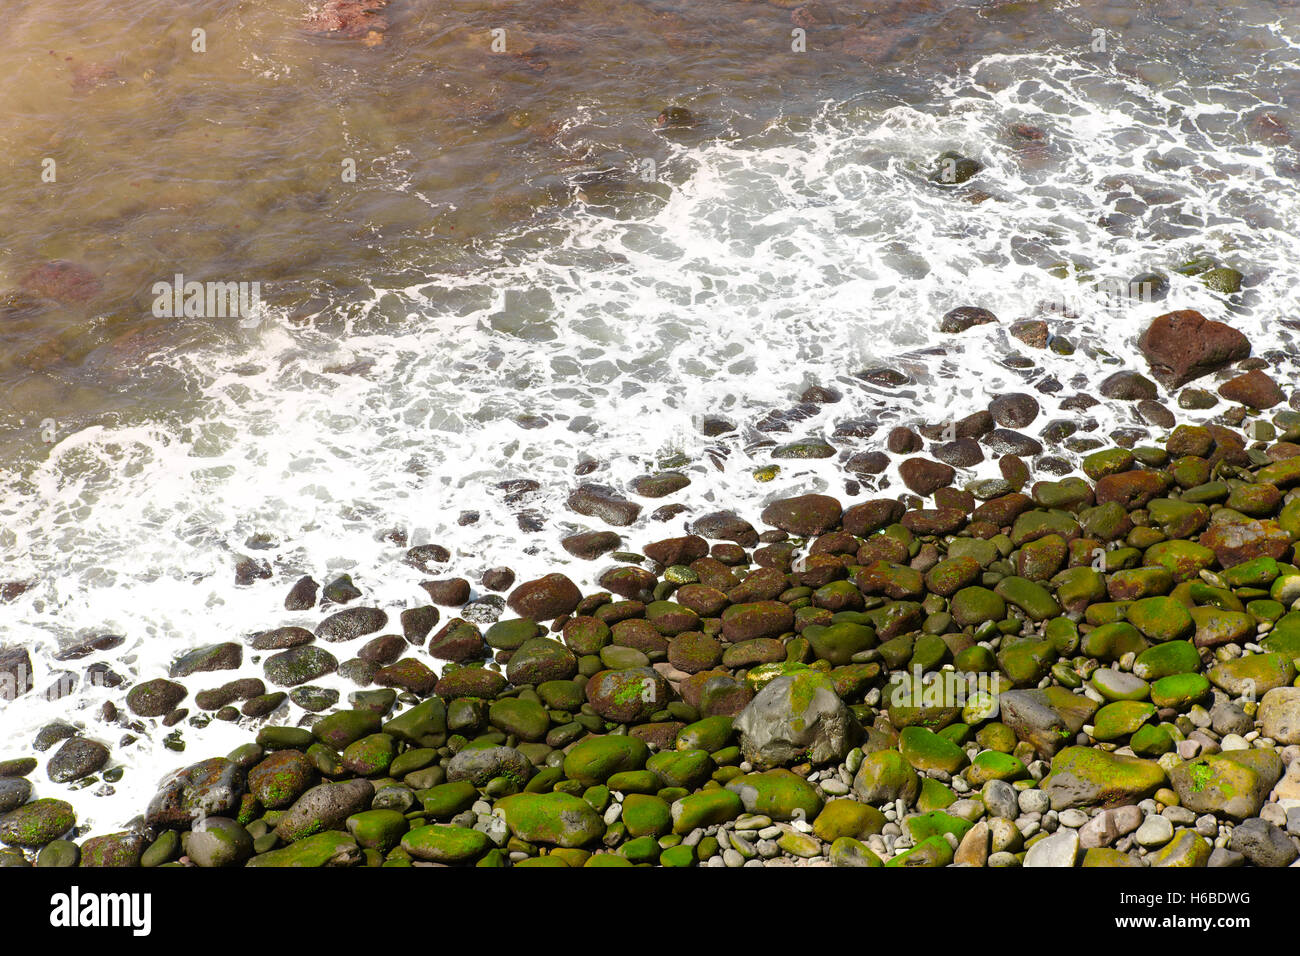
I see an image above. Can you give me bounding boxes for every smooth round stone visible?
[598,645,651,670]
[1090,668,1150,702]
[1134,815,1174,848]
[1057,808,1089,829]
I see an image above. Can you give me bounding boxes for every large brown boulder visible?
[760,494,843,536]
[507,573,582,621]
[1137,310,1250,387]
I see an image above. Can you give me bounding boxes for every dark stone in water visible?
[358,635,406,665]
[933,438,984,468]
[420,578,471,606]
[1137,400,1176,428]
[284,575,318,611]
[989,393,1040,429]
[400,606,440,645]
[47,738,109,784]
[20,260,102,304]
[0,778,31,813]
[480,568,516,592]
[887,426,922,454]
[939,306,997,333]
[700,416,736,437]
[264,646,338,687]
[146,758,245,829]
[322,574,362,604]
[170,642,242,678]
[33,721,79,752]
[53,633,125,662]
[427,619,489,664]
[656,106,696,129]
[250,626,315,651]
[652,504,691,522]
[302,0,390,40]
[801,384,841,403]
[930,151,983,186]
[1099,370,1158,401]
[1138,309,1251,388]
[316,607,388,642]
[631,472,691,497]
[562,531,621,560]
[982,429,1044,457]
[690,511,758,547]
[856,367,911,388]
[568,484,642,526]
[234,555,271,587]
[404,544,451,573]
[1060,393,1100,412]
[845,451,889,475]
[832,418,878,439]
[126,678,187,717]
[899,457,956,497]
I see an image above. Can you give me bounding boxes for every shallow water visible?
[1,0,1299,835]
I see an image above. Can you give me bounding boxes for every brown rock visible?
[1218,369,1285,409]
[760,494,843,536]
[508,574,582,620]
[1138,310,1251,387]
[898,458,956,496]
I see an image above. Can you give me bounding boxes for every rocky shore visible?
[4,305,1300,869]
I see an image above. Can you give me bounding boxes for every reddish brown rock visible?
[1137,310,1251,387]
[1199,516,1291,568]
[508,574,581,621]
[21,261,102,304]
[760,494,843,536]
[1093,470,1173,509]
[842,499,905,536]
[899,457,956,496]
[1218,369,1285,409]
[303,0,389,40]
[642,535,708,567]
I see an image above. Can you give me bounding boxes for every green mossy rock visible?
[671,788,743,834]
[488,697,551,742]
[312,710,382,750]
[1133,641,1201,680]
[675,716,734,753]
[1170,750,1283,821]
[563,735,650,786]
[994,576,1063,621]
[1042,746,1166,809]
[852,749,920,804]
[898,726,967,773]
[497,792,606,847]
[646,749,715,790]
[949,587,1006,627]
[725,769,824,822]
[885,834,954,867]
[965,749,1029,785]
[401,825,491,864]
[1126,597,1194,643]
[0,799,75,848]
[1149,672,1211,710]
[246,830,361,867]
[813,799,887,841]
[419,781,478,819]
[1091,700,1156,741]
[829,836,885,867]
[1208,653,1296,697]
[621,794,673,837]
